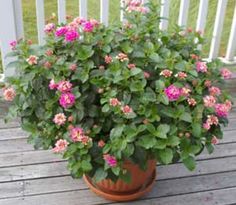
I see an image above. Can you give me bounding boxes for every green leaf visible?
[192,123,202,138]
[155,80,165,90]
[130,68,142,76]
[167,136,180,146]
[159,148,173,164]
[111,166,120,176]
[120,41,133,53]
[81,160,92,172]
[156,124,170,139]
[158,93,169,105]
[120,170,131,183]
[130,80,146,92]
[175,61,186,71]
[180,112,192,122]
[138,135,157,149]
[102,104,110,113]
[93,168,107,182]
[77,45,94,60]
[149,53,162,63]
[110,125,125,139]
[183,156,196,171]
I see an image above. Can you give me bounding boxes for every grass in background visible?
[1,0,236,73]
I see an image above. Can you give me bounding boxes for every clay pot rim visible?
[83,170,156,202]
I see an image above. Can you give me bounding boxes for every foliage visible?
[3,1,233,183]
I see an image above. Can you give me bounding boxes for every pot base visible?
[83,170,156,202]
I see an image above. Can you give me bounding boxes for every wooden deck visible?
[1,103,236,205]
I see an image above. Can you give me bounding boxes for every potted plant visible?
[2,0,233,202]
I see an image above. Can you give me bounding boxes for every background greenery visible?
[0,0,236,73]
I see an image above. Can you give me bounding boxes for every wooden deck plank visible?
[0,139,33,154]
[112,187,236,205]
[0,142,236,168]
[0,128,27,140]
[1,170,236,201]
[1,154,236,183]
[0,150,63,168]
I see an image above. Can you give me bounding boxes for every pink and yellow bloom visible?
[203,95,216,108]
[121,105,133,114]
[209,86,221,96]
[175,71,187,79]
[3,87,16,101]
[116,53,129,62]
[53,113,67,126]
[57,81,73,93]
[187,98,196,106]
[53,139,69,153]
[105,55,113,64]
[26,55,38,65]
[109,98,121,107]
[49,79,58,90]
[160,69,173,78]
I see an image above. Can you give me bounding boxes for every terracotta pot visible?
[83,160,156,201]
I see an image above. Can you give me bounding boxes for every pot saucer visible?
[83,171,156,202]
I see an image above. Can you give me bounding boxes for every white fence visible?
[0,0,236,80]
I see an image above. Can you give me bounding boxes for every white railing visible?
[0,0,236,80]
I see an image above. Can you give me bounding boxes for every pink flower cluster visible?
[121,105,133,114]
[126,0,148,13]
[116,53,129,62]
[180,87,191,97]
[220,68,232,79]
[3,87,16,101]
[203,115,219,130]
[215,103,231,118]
[103,154,117,167]
[53,139,69,153]
[53,113,67,126]
[59,92,75,108]
[211,136,219,145]
[70,127,92,145]
[196,61,207,73]
[65,30,79,42]
[175,71,187,79]
[209,86,221,96]
[105,55,113,64]
[187,98,197,106]
[49,79,58,90]
[9,40,17,50]
[160,69,172,78]
[26,55,38,65]
[98,140,105,147]
[109,98,121,107]
[164,84,181,101]
[57,81,73,93]
[83,21,94,32]
[55,26,68,37]
[203,95,216,108]
[44,23,55,33]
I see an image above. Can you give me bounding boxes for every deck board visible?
[0,103,236,204]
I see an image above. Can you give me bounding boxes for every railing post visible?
[225,4,236,62]
[0,0,24,78]
[209,0,228,60]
